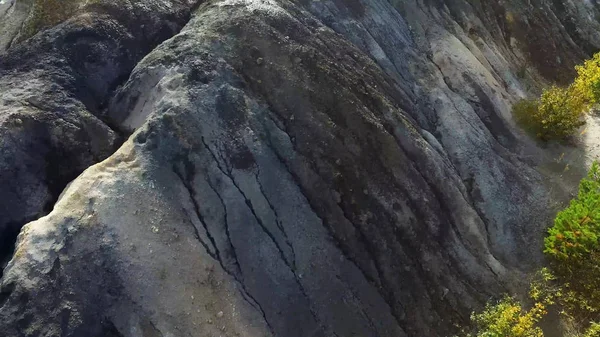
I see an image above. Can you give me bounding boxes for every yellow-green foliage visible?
[528,268,592,327]
[529,268,560,307]
[574,53,600,106]
[458,268,600,337]
[458,163,600,337]
[20,0,89,41]
[512,52,600,141]
[583,323,600,337]
[459,296,545,337]
[544,162,600,318]
[513,86,586,141]
[545,162,600,262]
[512,98,543,135]
[538,86,587,139]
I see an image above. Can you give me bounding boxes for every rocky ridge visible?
[0,0,599,336]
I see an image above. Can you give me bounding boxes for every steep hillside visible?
[0,0,599,336]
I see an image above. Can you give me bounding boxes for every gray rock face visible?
[0,0,25,52]
[0,0,598,336]
[0,0,201,275]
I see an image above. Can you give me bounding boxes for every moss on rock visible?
[20,0,92,41]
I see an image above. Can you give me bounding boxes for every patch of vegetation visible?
[512,97,542,134]
[573,53,600,107]
[457,163,600,337]
[544,162,600,319]
[583,323,600,337]
[513,52,600,141]
[458,295,545,337]
[513,86,586,141]
[20,0,89,41]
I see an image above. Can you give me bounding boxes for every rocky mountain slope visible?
[0,0,599,336]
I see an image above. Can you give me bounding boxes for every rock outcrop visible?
[0,0,200,275]
[0,0,599,336]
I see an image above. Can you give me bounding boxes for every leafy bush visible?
[538,86,587,139]
[457,269,600,337]
[511,52,600,141]
[574,53,600,106]
[513,98,543,136]
[545,162,600,262]
[583,323,600,337]
[458,163,600,337]
[458,296,545,337]
[513,86,586,141]
[544,162,600,318]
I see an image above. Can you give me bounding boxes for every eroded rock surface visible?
[0,0,599,336]
[0,0,201,275]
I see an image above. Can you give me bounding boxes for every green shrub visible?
[513,86,586,141]
[538,86,587,139]
[574,53,600,106]
[583,323,600,337]
[457,296,545,337]
[513,98,542,135]
[544,162,600,318]
[457,264,600,337]
[458,163,600,337]
[544,162,600,262]
[511,52,600,141]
